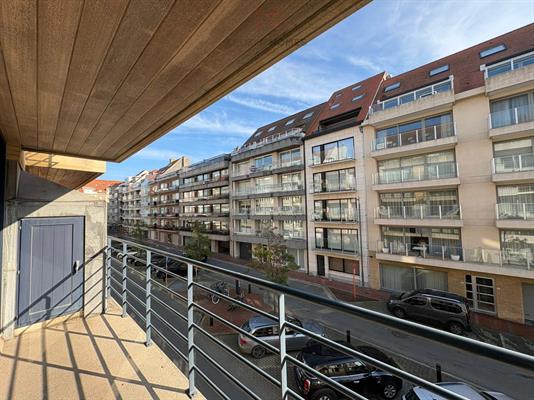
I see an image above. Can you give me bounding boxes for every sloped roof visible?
[308,72,386,133]
[374,23,534,102]
[79,179,122,193]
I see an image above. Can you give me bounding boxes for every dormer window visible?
[267,126,276,132]
[303,112,314,119]
[351,85,362,91]
[330,103,340,110]
[285,119,295,126]
[384,82,400,92]
[352,94,364,102]
[253,130,262,137]
[429,64,449,77]
[479,44,506,58]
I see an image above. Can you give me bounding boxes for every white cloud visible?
[179,112,255,137]
[133,148,187,161]
[225,94,299,115]
[347,56,384,74]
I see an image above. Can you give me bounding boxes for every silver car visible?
[403,382,515,400]
[238,315,325,358]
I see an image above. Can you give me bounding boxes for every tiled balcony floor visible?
[0,301,198,400]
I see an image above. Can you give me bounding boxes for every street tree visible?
[184,221,212,262]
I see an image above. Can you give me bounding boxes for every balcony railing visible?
[489,103,534,129]
[234,183,304,196]
[375,205,462,220]
[181,193,229,202]
[233,160,303,177]
[181,176,229,187]
[373,162,458,185]
[496,203,534,220]
[180,212,230,218]
[378,240,533,270]
[313,246,359,255]
[370,78,453,113]
[231,128,304,155]
[312,213,359,222]
[106,236,534,400]
[484,50,534,78]
[310,183,356,194]
[492,153,534,174]
[235,206,305,216]
[372,122,456,151]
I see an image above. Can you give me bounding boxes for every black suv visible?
[387,289,471,335]
[295,341,403,400]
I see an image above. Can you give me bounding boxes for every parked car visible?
[386,289,470,335]
[238,315,325,358]
[403,382,515,400]
[155,260,187,279]
[295,341,403,399]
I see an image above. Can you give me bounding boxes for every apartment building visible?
[361,24,534,324]
[303,73,385,282]
[178,154,231,253]
[107,182,122,230]
[149,157,189,244]
[120,170,149,235]
[230,105,323,268]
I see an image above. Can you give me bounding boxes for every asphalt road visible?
[109,237,534,400]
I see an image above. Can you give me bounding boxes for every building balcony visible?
[234,206,305,219]
[0,301,195,400]
[312,246,360,258]
[485,54,534,97]
[376,240,534,278]
[180,193,229,204]
[312,213,359,224]
[372,162,459,191]
[154,185,180,193]
[488,103,534,140]
[230,128,304,160]
[309,185,357,195]
[371,122,457,159]
[233,183,304,198]
[374,205,463,227]
[496,202,534,229]
[179,212,230,218]
[180,176,229,190]
[308,156,355,169]
[367,78,454,126]
[232,160,303,180]
[491,153,534,183]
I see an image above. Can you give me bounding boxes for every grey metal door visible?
[17,217,84,327]
[523,284,534,326]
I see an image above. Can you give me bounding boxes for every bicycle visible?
[209,281,229,304]
[227,290,246,311]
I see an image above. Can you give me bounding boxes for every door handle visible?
[74,260,81,273]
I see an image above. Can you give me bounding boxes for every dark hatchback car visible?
[387,289,471,335]
[295,341,402,400]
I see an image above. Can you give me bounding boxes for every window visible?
[430,299,462,314]
[466,275,495,313]
[344,360,367,375]
[380,264,448,292]
[303,111,314,119]
[253,130,262,137]
[253,326,278,337]
[384,82,400,92]
[479,44,506,58]
[313,168,355,193]
[254,155,273,171]
[328,257,359,275]
[330,103,340,110]
[490,93,532,128]
[351,84,362,91]
[429,64,449,76]
[285,119,295,126]
[280,149,302,166]
[501,229,534,267]
[314,228,357,253]
[352,94,364,102]
[312,138,355,165]
[405,296,427,306]
[267,126,276,132]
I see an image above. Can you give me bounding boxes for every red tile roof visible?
[375,23,534,102]
[308,72,387,133]
[79,179,122,193]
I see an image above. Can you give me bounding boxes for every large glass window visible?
[496,185,534,220]
[378,190,460,219]
[254,155,273,171]
[465,275,495,313]
[380,264,448,292]
[490,93,532,128]
[493,137,534,173]
[501,229,534,267]
[329,257,359,275]
[315,228,358,253]
[280,149,302,167]
[313,168,356,193]
[312,138,355,165]
[377,151,456,184]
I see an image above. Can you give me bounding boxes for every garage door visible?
[522,284,534,326]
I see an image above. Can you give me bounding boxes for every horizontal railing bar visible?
[109,285,121,297]
[109,236,534,370]
[149,278,187,303]
[286,387,306,400]
[193,281,277,321]
[193,366,232,400]
[149,263,188,282]
[150,292,188,322]
[125,288,147,309]
[125,275,147,293]
[124,301,146,323]
[151,309,188,342]
[192,322,281,387]
[109,255,123,264]
[284,321,469,400]
[192,344,263,400]
[108,274,122,287]
[151,325,187,361]
[127,254,147,265]
[288,355,367,400]
[193,302,280,354]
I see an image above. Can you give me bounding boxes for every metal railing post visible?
[187,263,196,398]
[106,238,111,300]
[279,294,288,399]
[145,250,152,346]
[121,242,128,318]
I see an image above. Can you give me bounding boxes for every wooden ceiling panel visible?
[0,0,370,162]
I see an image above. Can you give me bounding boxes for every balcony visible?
[485,53,534,96]
[371,122,457,159]
[377,240,534,278]
[233,183,304,198]
[0,300,195,400]
[231,128,304,160]
[309,184,357,195]
[180,212,230,218]
[180,176,229,190]
[308,155,355,168]
[313,246,360,258]
[180,193,229,203]
[367,78,454,126]
[373,162,459,191]
[234,206,305,219]
[488,103,534,139]
[312,213,359,224]
[496,203,534,229]
[492,153,534,183]
[232,160,304,180]
[374,205,463,227]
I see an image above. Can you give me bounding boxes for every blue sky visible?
[102,0,534,180]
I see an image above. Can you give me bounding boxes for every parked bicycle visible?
[227,290,246,311]
[209,281,229,304]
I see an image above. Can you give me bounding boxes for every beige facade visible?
[362,64,534,323]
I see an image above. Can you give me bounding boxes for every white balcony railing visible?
[313,246,359,255]
[373,161,458,185]
[372,122,456,151]
[492,153,534,174]
[489,103,534,129]
[312,213,359,222]
[496,203,534,220]
[233,160,303,177]
[231,128,304,155]
[234,183,303,196]
[484,50,534,78]
[370,77,453,114]
[378,240,533,270]
[375,205,462,220]
[234,206,305,216]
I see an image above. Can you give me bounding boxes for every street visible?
[110,237,534,400]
